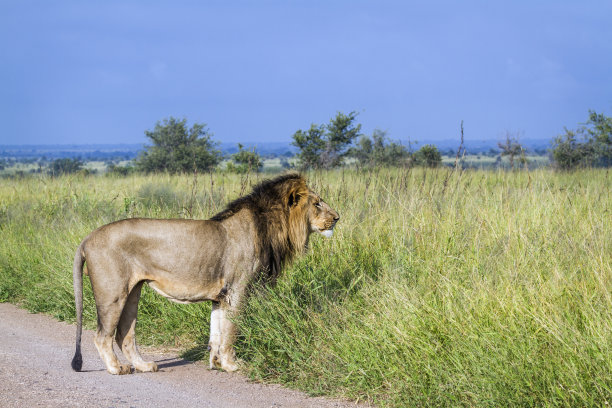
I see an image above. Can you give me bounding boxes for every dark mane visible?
[210,172,310,281]
[210,173,304,222]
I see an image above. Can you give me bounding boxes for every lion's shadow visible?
[180,345,208,362]
[156,357,196,369]
[77,357,195,373]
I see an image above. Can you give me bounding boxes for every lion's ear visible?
[288,192,297,208]
[287,191,303,208]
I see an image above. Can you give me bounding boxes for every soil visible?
[0,302,361,408]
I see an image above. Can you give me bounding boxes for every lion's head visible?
[301,191,339,238]
[212,173,339,280]
[313,198,339,237]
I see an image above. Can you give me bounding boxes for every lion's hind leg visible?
[115,281,158,373]
[94,293,132,375]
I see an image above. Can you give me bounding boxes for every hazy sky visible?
[1,1,611,145]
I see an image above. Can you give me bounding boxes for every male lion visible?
[71,173,339,375]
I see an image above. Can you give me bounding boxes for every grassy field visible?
[0,168,610,406]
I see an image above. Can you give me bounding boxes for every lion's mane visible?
[210,173,312,280]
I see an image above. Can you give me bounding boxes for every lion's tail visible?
[71,241,86,372]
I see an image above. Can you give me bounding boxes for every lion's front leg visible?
[209,300,240,372]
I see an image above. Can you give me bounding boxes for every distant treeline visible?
[0,146,141,161]
[1,110,609,173]
[0,143,293,161]
[0,139,549,162]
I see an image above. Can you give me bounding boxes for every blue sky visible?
[1,1,611,145]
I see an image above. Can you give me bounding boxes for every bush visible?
[551,130,593,170]
[49,158,83,175]
[226,144,263,173]
[136,117,222,174]
[292,111,362,169]
[350,129,409,167]
[413,144,442,167]
[106,164,135,176]
[551,111,612,169]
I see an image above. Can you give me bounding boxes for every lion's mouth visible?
[319,228,334,238]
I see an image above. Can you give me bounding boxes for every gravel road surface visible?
[0,303,359,408]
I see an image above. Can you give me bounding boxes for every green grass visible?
[0,168,610,407]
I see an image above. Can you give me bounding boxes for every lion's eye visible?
[315,202,322,209]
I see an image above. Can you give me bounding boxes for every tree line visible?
[132,112,444,174]
[45,110,611,175]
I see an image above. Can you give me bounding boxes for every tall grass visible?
[0,169,610,406]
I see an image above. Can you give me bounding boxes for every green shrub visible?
[413,144,442,167]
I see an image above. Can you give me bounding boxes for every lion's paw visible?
[108,364,132,375]
[221,360,239,372]
[209,352,240,372]
[135,361,158,373]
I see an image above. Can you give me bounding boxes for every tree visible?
[584,110,612,167]
[551,130,591,170]
[497,132,525,169]
[49,158,83,175]
[413,145,442,167]
[321,111,362,168]
[226,144,263,173]
[551,110,612,170]
[351,134,373,165]
[136,117,221,173]
[350,129,409,167]
[292,111,362,170]
[292,124,326,170]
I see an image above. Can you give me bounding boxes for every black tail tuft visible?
[71,346,83,371]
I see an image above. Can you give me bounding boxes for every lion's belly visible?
[147,279,224,304]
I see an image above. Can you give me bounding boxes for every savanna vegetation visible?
[0,168,609,407]
[2,110,610,177]
[551,110,612,170]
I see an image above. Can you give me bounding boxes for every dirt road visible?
[0,303,358,408]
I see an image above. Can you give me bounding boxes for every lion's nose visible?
[333,215,340,222]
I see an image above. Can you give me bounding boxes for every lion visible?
[71,173,339,375]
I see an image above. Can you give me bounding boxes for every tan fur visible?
[71,173,339,374]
